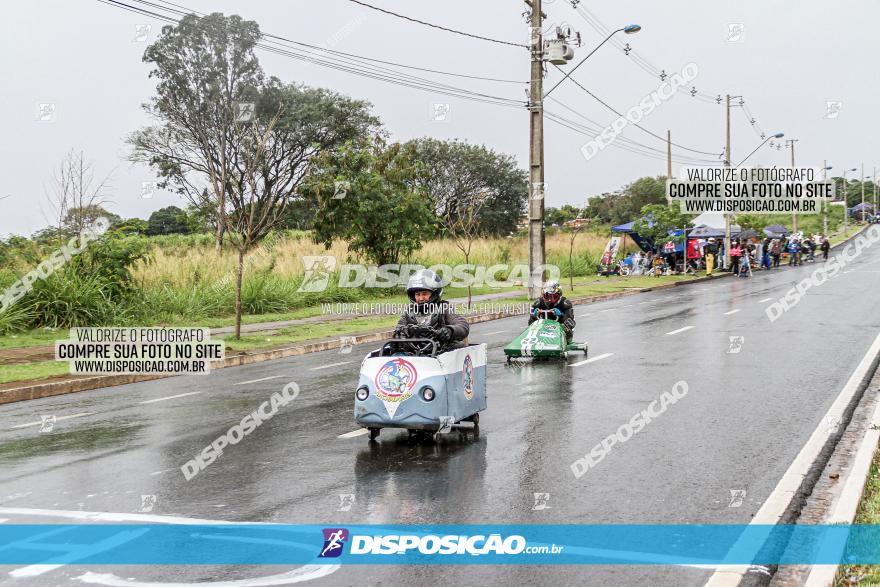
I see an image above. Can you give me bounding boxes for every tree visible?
[632,204,693,251]
[566,209,592,290]
[222,81,378,338]
[45,150,114,240]
[408,138,527,236]
[147,206,191,235]
[442,191,487,308]
[545,205,582,227]
[302,140,435,266]
[129,13,264,252]
[584,176,667,225]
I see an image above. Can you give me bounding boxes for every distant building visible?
[564,218,590,230]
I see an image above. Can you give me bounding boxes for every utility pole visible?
[786,139,800,232]
[527,0,545,298]
[874,166,877,214]
[724,95,732,270]
[861,162,865,223]
[667,130,672,180]
[823,160,829,236]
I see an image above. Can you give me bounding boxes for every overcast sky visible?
[1,0,877,237]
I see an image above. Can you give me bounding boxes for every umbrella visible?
[763,224,789,237]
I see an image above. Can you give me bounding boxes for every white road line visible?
[482,330,510,335]
[138,391,202,405]
[723,309,741,316]
[577,313,593,318]
[311,361,353,371]
[569,352,614,367]
[338,428,369,439]
[234,375,284,385]
[598,308,616,312]
[758,297,773,303]
[704,330,880,587]
[665,325,695,336]
[10,412,92,429]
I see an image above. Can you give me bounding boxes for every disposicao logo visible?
[319,528,349,558]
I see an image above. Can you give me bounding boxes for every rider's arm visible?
[442,311,470,341]
[560,300,576,331]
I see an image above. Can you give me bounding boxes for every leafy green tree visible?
[633,204,693,250]
[407,138,527,236]
[545,205,582,227]
[302,141,434,266]
[113,218,150,235]
[129,12,264,251]
[147,206,190,235]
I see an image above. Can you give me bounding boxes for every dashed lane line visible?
[568,352,614,367]
[665,325,695,336]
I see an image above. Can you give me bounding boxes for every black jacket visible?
[394,300,469,342]
[528,297,575,333]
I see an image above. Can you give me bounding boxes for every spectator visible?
[821,235,831,261]
[705,238,719,276]
[771,238,783,268]
[761,237,772,269]
[788,238,800,266]
[730,239,743,276]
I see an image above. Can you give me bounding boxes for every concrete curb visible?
[0,274,718,405]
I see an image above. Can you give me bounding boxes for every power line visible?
[346,0,527,48]
[100,0,526,109]
[551,65,723,157]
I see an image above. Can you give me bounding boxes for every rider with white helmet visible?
[393,269,469,351]
[528,280,576,341]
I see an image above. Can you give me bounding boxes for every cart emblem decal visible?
[463,354,474,400]
[375,358,418,403]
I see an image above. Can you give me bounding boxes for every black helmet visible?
[406,269,443,309]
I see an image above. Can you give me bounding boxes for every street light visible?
[733,132,784,168]
[543,24,641,98]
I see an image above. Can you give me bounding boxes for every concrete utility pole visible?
[861,162,866,222]
[667,130,672,180]
[724,95,732,270]
[527,0,545,298]
[823,160,829,236]
[786,139,800,232]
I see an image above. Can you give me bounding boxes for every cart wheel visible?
[506,356,512,364]
[368,428,380,441]
[432,431,441,442]
[583,346,589,355]
[471,413,479,426]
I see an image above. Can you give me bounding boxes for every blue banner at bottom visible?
[1,524,879,565]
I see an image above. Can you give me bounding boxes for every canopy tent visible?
[611,220,654,252]
[688,224,742,239]
[763,224,789,237]
[611,219,686,253]
[738,229,758,240]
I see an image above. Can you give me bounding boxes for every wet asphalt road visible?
[2,242,880,587]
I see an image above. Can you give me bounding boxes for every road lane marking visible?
[483,330,510,335]
[759,297,773,303]
[338,428,370,438]
[311,361,353,371]
[138,392,202,405]
[0,507,340,582]
[577,313,593,317]
[665,326,695,336]
[724,309,741,316]
[11,413,92,429]
[569,352,614,367]
[234,375,284,385]
[705,330,880,587]
[598,308,616,313]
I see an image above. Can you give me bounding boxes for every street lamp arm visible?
[733,133,783,168]
[543,28,624,99]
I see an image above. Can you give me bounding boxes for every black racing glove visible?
[393,324,411,338]
[435,326,453,343]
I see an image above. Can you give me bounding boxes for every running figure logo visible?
[319,528,349,558]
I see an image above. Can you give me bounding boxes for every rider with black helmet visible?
[528,280,576,341]
[393,269,469,351]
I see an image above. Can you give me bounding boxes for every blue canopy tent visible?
[611,219,686,253]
